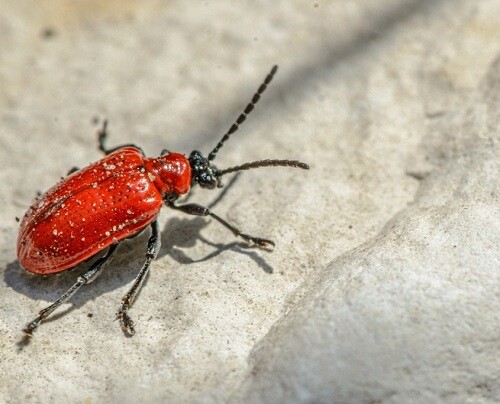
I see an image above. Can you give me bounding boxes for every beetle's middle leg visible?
[66,167,80,176]
[117,218,160,336]
[23,243,119,336]
[97,120,145,156]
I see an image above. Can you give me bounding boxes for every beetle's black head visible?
[188,150,221,190]
[187,66,309,191]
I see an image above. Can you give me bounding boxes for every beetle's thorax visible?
[143,152,191,197]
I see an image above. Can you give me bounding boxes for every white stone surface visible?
[0,0,498,402]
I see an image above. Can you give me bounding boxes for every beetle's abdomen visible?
[17,147,164,274]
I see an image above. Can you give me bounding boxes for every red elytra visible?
[18,148,190,274]
[17,65,309,337]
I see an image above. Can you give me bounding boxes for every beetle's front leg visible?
[167,202,275,249]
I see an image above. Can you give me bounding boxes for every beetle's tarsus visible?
[23,325,36,337]
[241,234,275,249]
[23,314,44,336]
[118,309,136,336]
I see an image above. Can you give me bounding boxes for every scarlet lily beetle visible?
[17,65,309,336]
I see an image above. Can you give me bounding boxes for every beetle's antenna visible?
[216,159,309,177]
[208,65,278,161]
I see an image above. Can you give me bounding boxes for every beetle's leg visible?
[97,120,145,156]
[168,202,275,249]
[67,166,80,176]
[59,167,79,180]
[117,219,160,336]
[23,244,119,336]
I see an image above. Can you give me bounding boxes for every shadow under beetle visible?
[17,65,309,336]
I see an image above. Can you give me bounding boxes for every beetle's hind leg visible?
[23,244,119,336]
[97,120,145,156]
[117,219,160,336]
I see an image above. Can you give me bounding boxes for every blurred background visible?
[0,1,498,402]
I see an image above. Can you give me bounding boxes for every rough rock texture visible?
[0,1,498,403]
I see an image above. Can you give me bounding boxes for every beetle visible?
[17,65,309,336]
